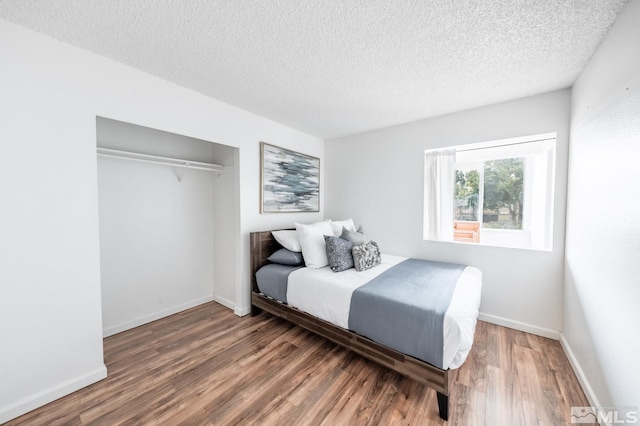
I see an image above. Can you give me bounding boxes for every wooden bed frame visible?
[250,230,455,421]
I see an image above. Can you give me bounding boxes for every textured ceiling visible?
[0,0,628,139]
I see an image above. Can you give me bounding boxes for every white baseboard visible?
[212,294,235,311]
[478,312,561,340]
[212,295,251,316]
[560,334,601,409]
[0,365,107,424]
[479,314,603,423]
[234,305,251,317]
[102,295,215,337]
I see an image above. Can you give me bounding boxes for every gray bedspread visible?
[255,264,302,303]
[348,258,465,368]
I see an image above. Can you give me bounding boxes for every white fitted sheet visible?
[286,254,482,369]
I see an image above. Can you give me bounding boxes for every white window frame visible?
[424,133,556,251]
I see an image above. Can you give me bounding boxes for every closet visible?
[96,117,238,337]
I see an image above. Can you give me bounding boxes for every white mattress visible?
[286,254,482,370]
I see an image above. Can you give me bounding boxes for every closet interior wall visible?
[96,117,236,337]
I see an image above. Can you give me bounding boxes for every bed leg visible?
[250,305,262,317]
[436,391,449,421]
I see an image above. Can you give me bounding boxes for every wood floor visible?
[7,302,591,425]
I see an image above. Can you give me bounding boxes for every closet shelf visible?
[97,147,224,172]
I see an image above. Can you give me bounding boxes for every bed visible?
[250,230,482,421]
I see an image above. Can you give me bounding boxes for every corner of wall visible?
[559,334,601,408]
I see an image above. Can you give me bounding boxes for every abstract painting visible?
[261,142,320,213]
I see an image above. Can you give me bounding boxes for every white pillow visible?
[271,230,302,252]
[329,218,356,237]
[295,221,334,268]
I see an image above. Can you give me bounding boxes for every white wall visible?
[212,164,238,309]
[325,89,570,337]
[564,0,640,409]
[0,19,323,423]
[97,158,216,336]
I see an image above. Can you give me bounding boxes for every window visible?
[424,133,556,250]
[455,158,525,230]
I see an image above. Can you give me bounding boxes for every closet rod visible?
[97,147,224,172]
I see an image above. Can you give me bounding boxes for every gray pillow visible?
[267,248,304,266]
[352,241,381,272]
[324,235,354,272]
[340,227,368,246]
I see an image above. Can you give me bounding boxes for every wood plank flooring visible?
[6,302,592,425]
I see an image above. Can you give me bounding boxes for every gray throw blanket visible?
[348,258,465,368]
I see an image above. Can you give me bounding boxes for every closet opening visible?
[95,117,238,337]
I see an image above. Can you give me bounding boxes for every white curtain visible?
[424,149,456,241]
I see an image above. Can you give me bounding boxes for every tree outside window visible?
[483,158,524,229]
[454,169,479,221]
[454,158,524,230]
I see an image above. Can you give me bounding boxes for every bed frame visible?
[250,230,455,421]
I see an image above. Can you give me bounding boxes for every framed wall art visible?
[260,142,320,213]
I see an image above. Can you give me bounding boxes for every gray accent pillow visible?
[267,248,304,266]
[340,227,368,246]
[324,235,354,272]
[352,241,381,272]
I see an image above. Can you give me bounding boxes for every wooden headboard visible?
[249,230,291,293]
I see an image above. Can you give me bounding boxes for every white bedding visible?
[286,254,482,370]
